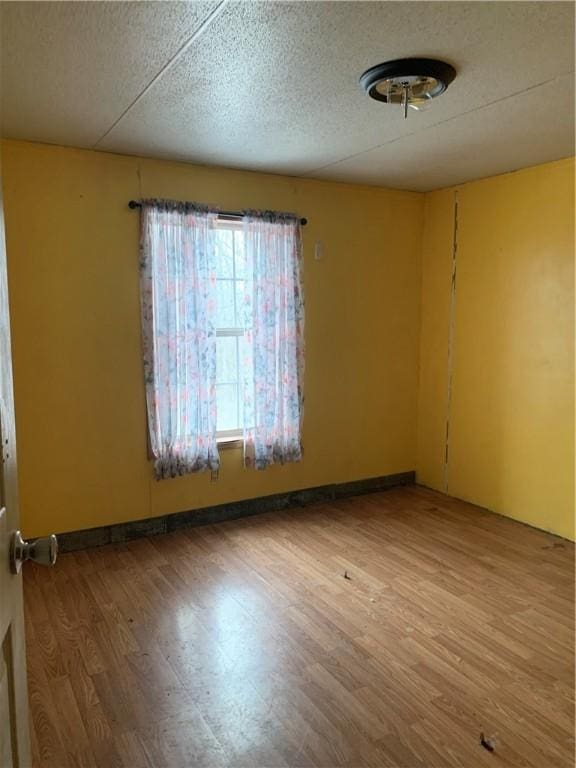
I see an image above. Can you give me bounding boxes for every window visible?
[139,200,303,478]
[214,219,246,441]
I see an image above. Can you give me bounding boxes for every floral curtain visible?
[241,212,305,469]
[139,200,220,479]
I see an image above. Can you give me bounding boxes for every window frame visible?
[213,218,245,443]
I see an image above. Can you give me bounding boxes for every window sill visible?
[217,436,243,450]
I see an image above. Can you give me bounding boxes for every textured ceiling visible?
[1,1,574,191]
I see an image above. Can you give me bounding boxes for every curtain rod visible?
[128,200,307,226]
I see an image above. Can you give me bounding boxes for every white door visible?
[0,160,57,766]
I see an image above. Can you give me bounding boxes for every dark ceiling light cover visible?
[360,58,456,118]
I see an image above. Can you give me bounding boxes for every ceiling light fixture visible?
[360,58,456,118]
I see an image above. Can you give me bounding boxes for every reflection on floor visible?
[25,485,575,767]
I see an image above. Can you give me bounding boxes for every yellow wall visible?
[417,158,575,540]
[3,140,573,540]
[1,139,423,537]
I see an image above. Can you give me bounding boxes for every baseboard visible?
[57,471,415,552]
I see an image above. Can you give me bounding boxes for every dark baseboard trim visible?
[57,470,415,553]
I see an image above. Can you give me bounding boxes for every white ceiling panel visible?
[311,72,575,190]
[0,0,221,146]
[1,1,574,190]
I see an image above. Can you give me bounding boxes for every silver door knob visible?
[10,530,58,574]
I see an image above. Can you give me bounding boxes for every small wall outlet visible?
[314,241,323,260]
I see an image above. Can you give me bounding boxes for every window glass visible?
[214,221,246,437]
[215,279,235,327]
[216,336,238,384]
[216,383,238,432]
[214,228,234,277]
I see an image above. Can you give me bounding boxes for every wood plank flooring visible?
[24,486,575,767]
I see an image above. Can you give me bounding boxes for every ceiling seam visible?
[92,0,229,148]
[303,72,574,176]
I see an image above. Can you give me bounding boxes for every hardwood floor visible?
[24,485,575,767]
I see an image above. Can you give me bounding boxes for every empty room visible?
[0,1,574,767]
